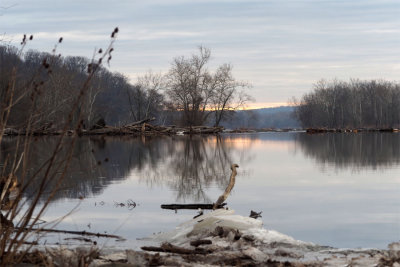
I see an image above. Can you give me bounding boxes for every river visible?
[2,132,399,250]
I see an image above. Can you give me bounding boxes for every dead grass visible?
[0,28,118,265]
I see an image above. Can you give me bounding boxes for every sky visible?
[1,0,400,108]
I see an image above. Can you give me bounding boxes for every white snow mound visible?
[150,209,312,247]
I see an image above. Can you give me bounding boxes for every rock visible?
[249,210,262,219]
[242,247,267,262]
[274,248,302,259]
[99,252,126,262]
[126,250,147,266]
[389,242,400,259]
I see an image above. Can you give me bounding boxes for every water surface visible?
[2,132,399,249]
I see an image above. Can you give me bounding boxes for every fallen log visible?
[124,117,155,127]
[190,239,212,247]
[161,203,226,210]
[379,128,398,132]
[200,128,223,134]
[7,124,225,136]
[141,242,207,255]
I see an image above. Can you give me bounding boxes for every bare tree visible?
[127,70,165,122]
[166,46,251,126]
[294,79,400,128]
[165,46,213,126]
[210,64,252,126]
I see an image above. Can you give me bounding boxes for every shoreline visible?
[13,209,400,266]
[3,125,400,137]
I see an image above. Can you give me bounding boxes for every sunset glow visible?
[240,102,291,110]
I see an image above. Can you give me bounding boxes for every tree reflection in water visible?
[163,135,232,202]
[0,135,245,203]
[295,132,400,170]
[3,132,400,204]
[2,133,400,205]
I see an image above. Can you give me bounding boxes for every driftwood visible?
[141,242,207,255]
[4,125,400,136]
[190,239,212,247]
[213,164,239,209]
[161,203,226,210]
[64,237,93,243]
[18,227,123,239]
[124,117,155,127]
[193,210,203,219]
[2,120,224,136]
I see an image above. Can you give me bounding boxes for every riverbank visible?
[3,125,224,137]
[4,121,400,137]
[12,209,400,266]
[226,127,400,134]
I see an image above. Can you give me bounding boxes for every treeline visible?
[294,79,400,128]
[0,45,250,130]
[0,45,165,130]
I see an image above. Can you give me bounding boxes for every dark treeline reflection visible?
[295,132,400,170]
[0,135,241,203]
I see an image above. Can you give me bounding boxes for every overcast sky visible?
[1,0,400,108]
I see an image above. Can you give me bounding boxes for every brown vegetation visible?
[0,28,118,265]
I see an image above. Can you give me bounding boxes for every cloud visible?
[1,0,400,103]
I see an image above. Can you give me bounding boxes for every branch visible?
[213,164,239,209]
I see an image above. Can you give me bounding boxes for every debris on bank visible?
[2,117,224,136]
[17,209,400,266]
[6,163,400,266]
[306,127,400,134]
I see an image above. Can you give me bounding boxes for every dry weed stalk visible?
[0,27,118,265]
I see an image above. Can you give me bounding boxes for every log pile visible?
[2,118,224,136]
[80,124,224,136]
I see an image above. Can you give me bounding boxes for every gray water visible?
[3,132,400,249]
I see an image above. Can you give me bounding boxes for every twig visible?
[16,227,123,239]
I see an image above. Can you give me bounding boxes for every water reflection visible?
[1,135,248,203]
[161,136,233,202]
[2,132,400,204]
[1,133,400,248]
[295,132,400,170]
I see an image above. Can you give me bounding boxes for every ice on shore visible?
[46,209,397,266]
[142,209,394,266]
[149,209,313,248]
